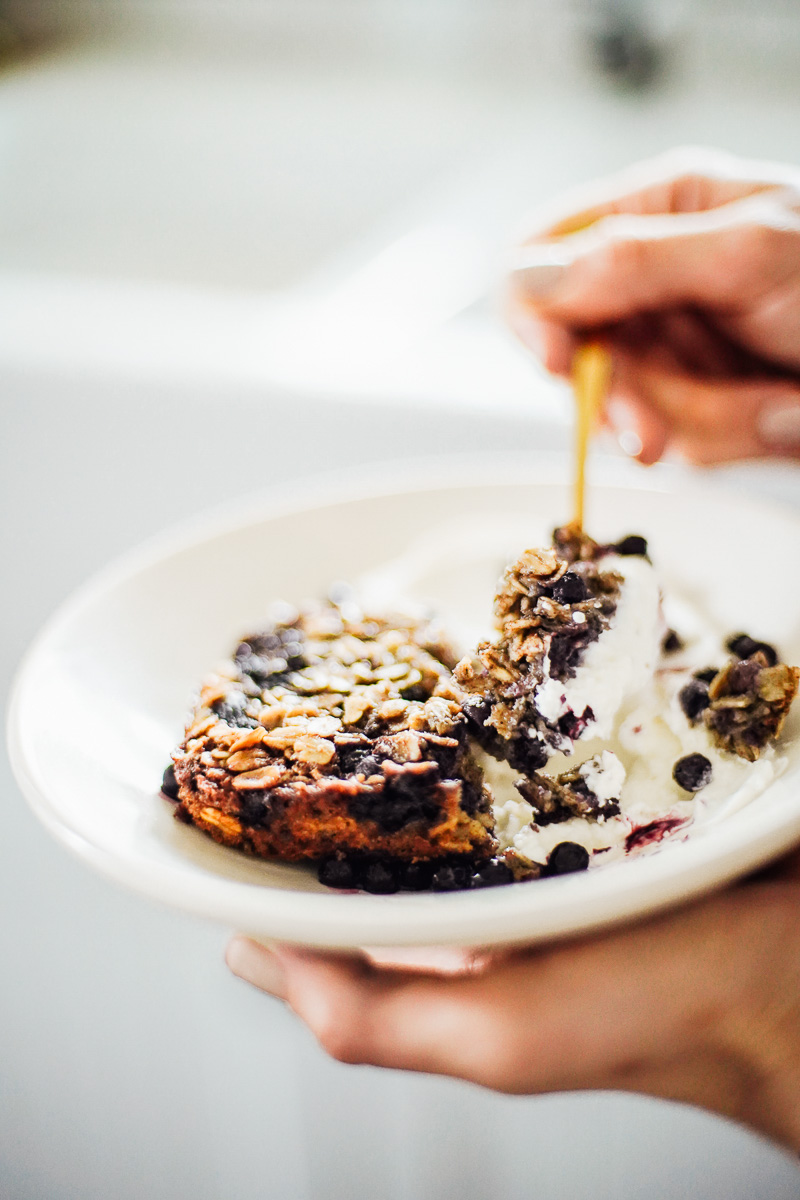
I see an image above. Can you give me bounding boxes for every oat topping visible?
[552,522,606,564]
[703,652,799,762]
[516,760,623,827]
[171,596,495,863]
[181,601,460,770]
[453,527,623,765]
[679,646,798,763]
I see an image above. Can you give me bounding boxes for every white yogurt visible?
[533,554,663,743]
[514,813,631,864]
[493,600,788,866]
[357,530,791,869]
[579,750,626,803]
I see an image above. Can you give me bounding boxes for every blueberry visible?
[347,754,382,779]
[233,629,306,687]
[237,790,271,827]
[430,863,471,892]
[662,629,684,654]
[349,776,439,834]
[693,667,719,685]
[244,631,285,654]
[318,857,358,889]
[548,627,591,680]
[546,842,590,875]
[280,642,306,671]
[471,860,514,888]
[212,693,259,729]
[161,764,179,800]
[361,860,401,894]
[550,571,590,605]
[725,633,758,659]
[672,753,712,792]
[557,706,595,741]
[614,535,648,557]
[725,633,777,666]
[239,630,306,672]
[507,736,549,775]
[399,861,435,891]
[379,773,441,833]
[678,679,710,723]
[462,696,491,729]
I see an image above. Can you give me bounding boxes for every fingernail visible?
[510,243,572,298]
[226,936,288,999]
[757,401,800,448]
[607,397,644,458]
[513,262,567,298]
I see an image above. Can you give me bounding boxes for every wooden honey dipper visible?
[571,341,612,531]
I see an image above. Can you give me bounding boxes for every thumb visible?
[512,192,800,328]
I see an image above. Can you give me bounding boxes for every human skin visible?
[507,146,800,464]
[226,848,800,1152]
[226,149,800,1152]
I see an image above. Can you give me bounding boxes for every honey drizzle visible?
[572,342,612,530]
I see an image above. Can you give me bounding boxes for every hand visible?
[507,147,800,465]
[227,851,800,1153]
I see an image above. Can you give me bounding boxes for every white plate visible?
[8,459,800,947]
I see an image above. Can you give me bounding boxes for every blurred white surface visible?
[3,6,800,1198]
[3,6,800,410]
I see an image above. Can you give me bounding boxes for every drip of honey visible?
[572,342,612,530]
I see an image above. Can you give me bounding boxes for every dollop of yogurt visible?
[494,582,789,867]
[534,554,663,743]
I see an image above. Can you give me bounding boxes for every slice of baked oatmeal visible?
[170,597,496,867]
